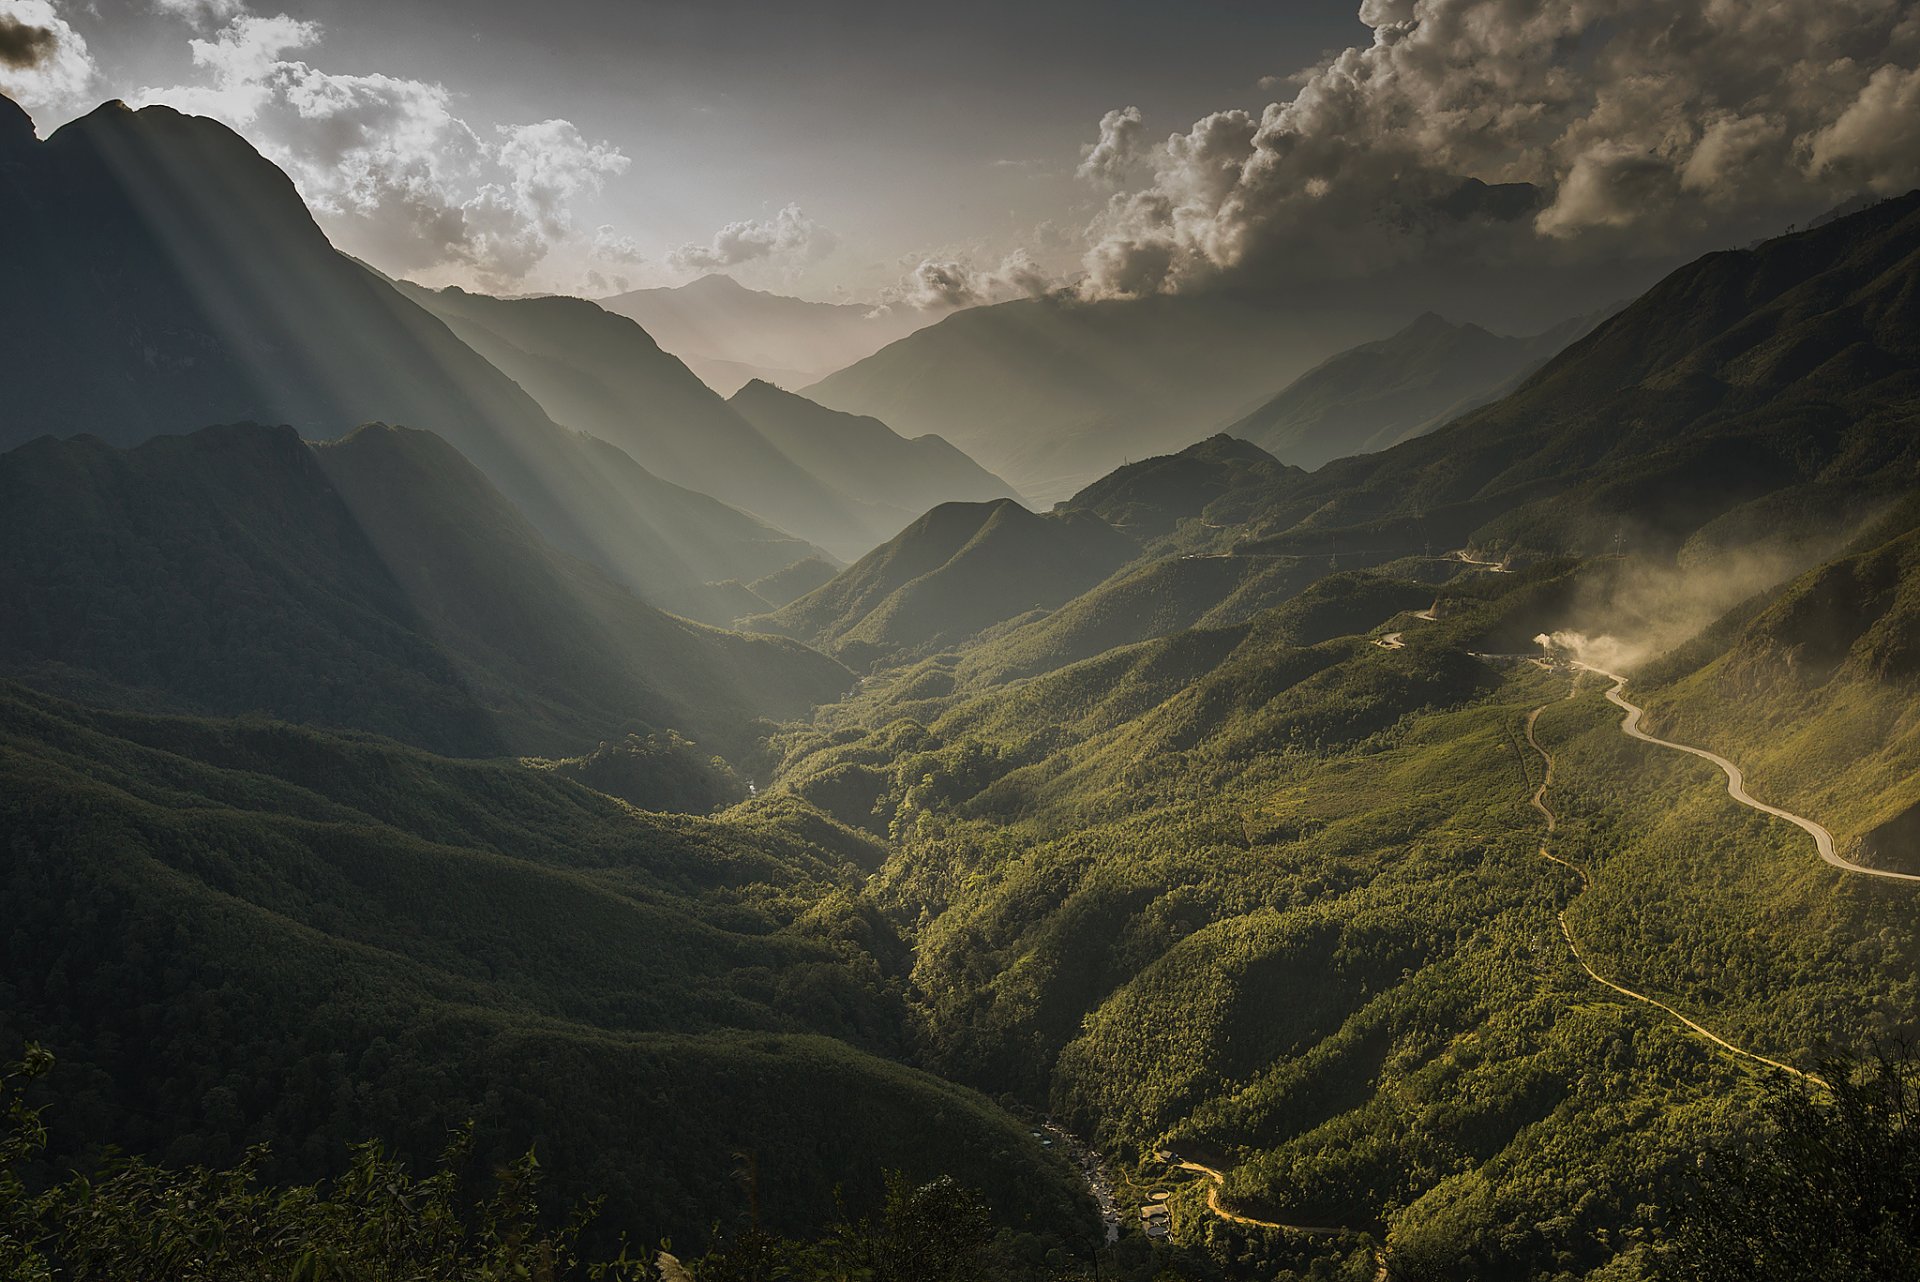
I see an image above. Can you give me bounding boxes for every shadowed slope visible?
[0,423,848,759]
[0,95,807,617]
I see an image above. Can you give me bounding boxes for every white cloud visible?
[1080,0,1920,298]
[0,0,98,125]
[131,11,632,290]
[888,248,1055,310]
[664,203,837,272]
[1076,104,1143,186]
[149,0,248,28]
[581,223,645,294]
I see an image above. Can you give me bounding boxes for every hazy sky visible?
[5,0,1918,314]
[3,0,1367,300]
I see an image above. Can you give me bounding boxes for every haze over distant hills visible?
[599,273,935,394]
[1227,309,1613,470]
[803,292,1399,500]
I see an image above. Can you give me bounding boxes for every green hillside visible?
[1064,434,1308,542]
[0,682,1090,1249]
[9,94,1920,1282]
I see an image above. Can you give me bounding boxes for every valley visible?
[3,29,1920,1278]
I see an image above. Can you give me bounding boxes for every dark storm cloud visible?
[0,15,58,69]
[1080,0,1920,298]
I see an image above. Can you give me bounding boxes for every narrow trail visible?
[1584,665,1920,885]
[1524,685,1828,1086]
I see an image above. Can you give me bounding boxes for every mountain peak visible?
[1398,310,1459,338]
[681,273,750,296]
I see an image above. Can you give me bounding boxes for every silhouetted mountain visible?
[0,423,848,758]
[600,273,932,393]
[802,293,1394,499]
[751,499,1138,665]
[1227,309,1606,469]
[729,379,1021,518]
[1234,192,1920,560]
[0,95,807,618]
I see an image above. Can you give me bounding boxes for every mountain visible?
[0,422,848,759]
[599,273,933,393]
[751,499,1138,666]
[728,379,1022,514]
[1226,309,1607,469]
[1064,434,1309,540]
[801,292,1397,500]
[393,282,888,560]
[1228,191,1920,562]
[0,95,809,619]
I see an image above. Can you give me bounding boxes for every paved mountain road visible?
[1586,666,1920,884]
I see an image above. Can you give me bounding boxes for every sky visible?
[4,0,1919,313]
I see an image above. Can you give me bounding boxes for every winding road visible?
[1169,1159,1346,1236]
[1583,666,1920,884]
[1524,693,1826,1085]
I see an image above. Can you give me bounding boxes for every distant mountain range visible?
[0,92,1013,607]
[599,273,934,394]
[803,293,1395,500]
[1228,190,1920,562]
[394,283,1012,561]
[0,95,816,621]
[1227,308,1613,469]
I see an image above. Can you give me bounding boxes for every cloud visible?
[148,0,248,27]
[1076,104,1143,186]
[0,15,56,70]
[1080,0,1920,298]
[581,223,645,294]
[130,11,631,289]
[890,248,1055,310]
[0,0,97,122]
[664,203,837,273]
